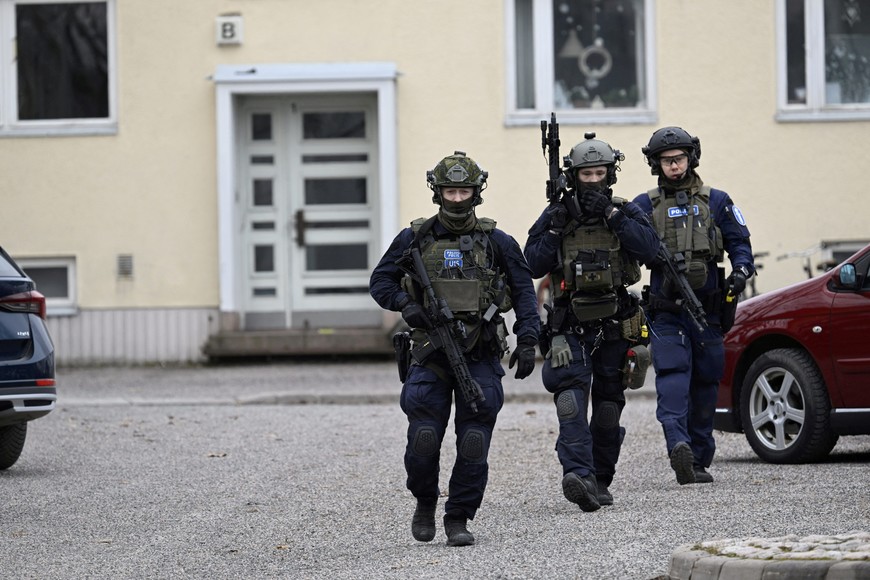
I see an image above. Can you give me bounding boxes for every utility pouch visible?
[430,279,480,313]
[392,331,411,383]
[571,249,614,292]
[571,291,618,322]
[620,307,648,345]
[687,260,709,289]
[622,344,651,390]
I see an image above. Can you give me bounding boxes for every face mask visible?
[578,179,610,197]
[438,197,476,234]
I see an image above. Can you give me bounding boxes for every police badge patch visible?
[732,206,747,226]
[444,249,463,268]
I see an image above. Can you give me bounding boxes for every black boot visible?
[411,498,437,542]
[669,442,696,485]
[596,478,613,506]
[443,513,475,547]
[562,472,601,512]
[693,466,714,484]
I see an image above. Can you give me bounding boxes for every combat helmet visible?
[564,132,624,187]
[427,151,488,206]
[642,126,701,175]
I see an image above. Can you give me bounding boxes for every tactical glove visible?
[579,190,613,218]
[546,202,569,233]
[547,334,573,368]
[509,336,537,380]
[401,301,432,329]
[727,269,748,296]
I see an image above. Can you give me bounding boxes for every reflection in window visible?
[303,112,365,139]
[16,2,109,120]
[253,179,273,206]
[306,244,367,271]
[305,178,367,205]
[824,0,870,104]
[786,0,807,104]
[551,0,645,109]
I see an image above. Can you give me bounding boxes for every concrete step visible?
[203,327,394,359]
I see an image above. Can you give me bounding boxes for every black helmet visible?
[564,132,624,186]
[642,126,701,175]
[427,151,488,206]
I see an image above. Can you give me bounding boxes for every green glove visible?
[549,334,573,368]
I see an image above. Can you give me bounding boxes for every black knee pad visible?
[594,401,621,429]
[412,426,439,457]
[458,428,487,462]
[556,390,580,420]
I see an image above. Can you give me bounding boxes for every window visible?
[507,0,656,126]
[778,0,870,121]
[0,0,116,136]
[17,257,77,316]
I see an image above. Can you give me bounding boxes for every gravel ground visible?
[1,361,868,579]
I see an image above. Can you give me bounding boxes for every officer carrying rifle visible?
[524,117,659,511]
[369,151,539,547]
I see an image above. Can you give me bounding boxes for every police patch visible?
[444,249,463,268]
[732,206,747,226]
[667,205,700,218]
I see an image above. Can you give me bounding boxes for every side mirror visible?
[837,263,858,289]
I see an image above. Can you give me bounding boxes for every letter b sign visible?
[215,15,244,45]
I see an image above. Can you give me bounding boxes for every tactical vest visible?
[648,186,724,289]
[550,197,642,321]
[401,216,511,353]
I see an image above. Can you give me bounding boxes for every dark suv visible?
[0,246,56,470]
[715,243,870,463]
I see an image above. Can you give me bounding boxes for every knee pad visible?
[556,390,580,420]
[458,428,487,462]
[411,426,439,457]
[594,401,621,429]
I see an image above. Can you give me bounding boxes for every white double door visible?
[236,94,381,330]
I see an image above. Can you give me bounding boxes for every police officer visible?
[369,151,539,546]
[632,127,754,485]
[524,133,659,510]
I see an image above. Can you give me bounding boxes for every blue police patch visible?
[667,205,700,218]
[444,249,463,268]
[732,206,747,226]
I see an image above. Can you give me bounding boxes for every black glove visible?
[546,202,569,233]
[509,337,537,380]
[401,301,432,329]
[727,269,748,296]
[579,190,613,218]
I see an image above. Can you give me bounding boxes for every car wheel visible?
[0,422,27,470]
[739,348,838,463]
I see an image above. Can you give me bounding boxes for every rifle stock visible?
[409,246,486,413]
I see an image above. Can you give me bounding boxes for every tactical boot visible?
[443,514,475,547]
[669,442,696,485]
[596,479,613,506]
[411,498,437,542]
[693,467,714,484]
[562,472,601,512]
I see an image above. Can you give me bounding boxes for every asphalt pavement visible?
[1,359,869,579]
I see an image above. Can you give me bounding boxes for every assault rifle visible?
[403,246,486,413]
[654,242,709,334]
[541,112,568,204]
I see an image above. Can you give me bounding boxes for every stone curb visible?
[669,532,870,580]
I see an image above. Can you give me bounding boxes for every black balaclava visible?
[437,194,477,234]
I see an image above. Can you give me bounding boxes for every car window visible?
[0,253,22,277]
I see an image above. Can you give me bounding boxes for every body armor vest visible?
[402,216,511,354]
[550,197,641,321]
[648,186,724,289]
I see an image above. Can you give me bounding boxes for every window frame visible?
[0,0,117,137]
[504,0,657,127]
[776,0,870,122]
[17,256,78,316]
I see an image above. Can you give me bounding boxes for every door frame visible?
[213,62,398,330]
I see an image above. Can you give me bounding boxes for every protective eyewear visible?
[659,153,688,167]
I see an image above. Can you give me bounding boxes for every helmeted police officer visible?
[632,126,754,485]
[369,151,539,546]
[524,133,659,509]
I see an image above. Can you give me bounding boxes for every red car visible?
[715,243,870,463]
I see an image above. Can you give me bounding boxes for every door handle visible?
[294,209,307,247]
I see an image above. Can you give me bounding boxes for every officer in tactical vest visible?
[632,127,754,485]
[369,151,539,546]
[524,133,659,510]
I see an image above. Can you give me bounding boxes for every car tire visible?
[739,348,838,464]
[0,422,27,470]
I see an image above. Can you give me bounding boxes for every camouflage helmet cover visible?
[427,151,488,205]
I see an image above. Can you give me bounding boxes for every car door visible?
[827,249,870,408]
